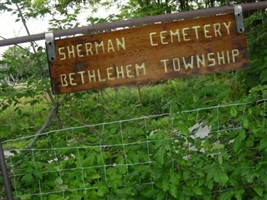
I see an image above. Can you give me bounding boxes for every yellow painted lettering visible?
[182,27,190,41]
[107,39,115,53]
[69,73,77,86]
[116,66,125,78]
[76,44,84,57]
[217,51,226,65]
[232,49,239,63]
[116,37,126,51]
[196,54,206,68]
[77,71,85,84]
[67,45,75,58]
[207,52,216,67]
[107,67,115,80]
[183,56,194,70]
[97,69,106,82]
[135,63,146,76]
[223,21,231,35]
[204,24,212,38]
[60,74,68,87]
[95,41,105,55]
[85,43,93,56]
[58,47,66,60]
[170,29,181,43]
[126,65,134,78]
[192,26,201,39]
[226,50,231,63]
[149,32,158,46]
[160,59,169,73]
[88,70,96,82]
[173,58,181,71]
[160,31,168,45]
[213,23,222,37]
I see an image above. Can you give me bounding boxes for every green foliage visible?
[117,0,260,19]
[238,11,267,89]
[0,45,51,139]
[1,81,267,199]
[0,46,48,107]
[0,0,267,199]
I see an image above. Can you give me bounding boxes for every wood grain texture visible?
[47,14,249,94]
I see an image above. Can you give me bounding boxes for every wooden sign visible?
[47,14,249,94]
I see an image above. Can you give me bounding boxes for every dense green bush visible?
[2,85,267,199]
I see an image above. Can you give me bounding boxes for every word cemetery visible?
[47,14,249,94]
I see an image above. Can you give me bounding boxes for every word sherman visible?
[57,37,126,60]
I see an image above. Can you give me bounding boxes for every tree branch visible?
[47,89,64,129]
[15,3,37,54]
[26,95,67,149]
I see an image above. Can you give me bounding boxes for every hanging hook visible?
[45,31,56,62]
[234,5,245,34]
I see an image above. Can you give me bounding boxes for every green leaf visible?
[191,186,203,196]
[169,170,181,186]
[218,154,223,165]
[233,131,246,153]
[162,178,169,192]
[178,123,190,135]
[115,187,134,196]
[214,170,228,187]
[141,189,155,198]
[183,171,191,181]
[156,191,165,200]
[234,188,244,200]
[21,174,33,186]
[219,190,234,200]
[97,186,108,197]
[207,165,216,181]
[34,170,42,180]
[259,138,267,151]
[54,177,63,185]
[243,118,249,129]
[246,135,255,147]
[260,68,267,83]
[253,186,263,197]
[170,184,178,198]
[207,180,214,190]
[128,151,139,164]
[89,173,101,180]
[211,144,225,152]
[154,146,166,166]
[230,107,238,117]
[48,194,62,200]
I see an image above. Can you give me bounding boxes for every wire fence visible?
[1,99,266,199]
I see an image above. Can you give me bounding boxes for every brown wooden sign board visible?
[47,14,249,94]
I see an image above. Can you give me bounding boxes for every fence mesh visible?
[1,99,266,199]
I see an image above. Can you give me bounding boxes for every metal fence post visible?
[0,140,14,200]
